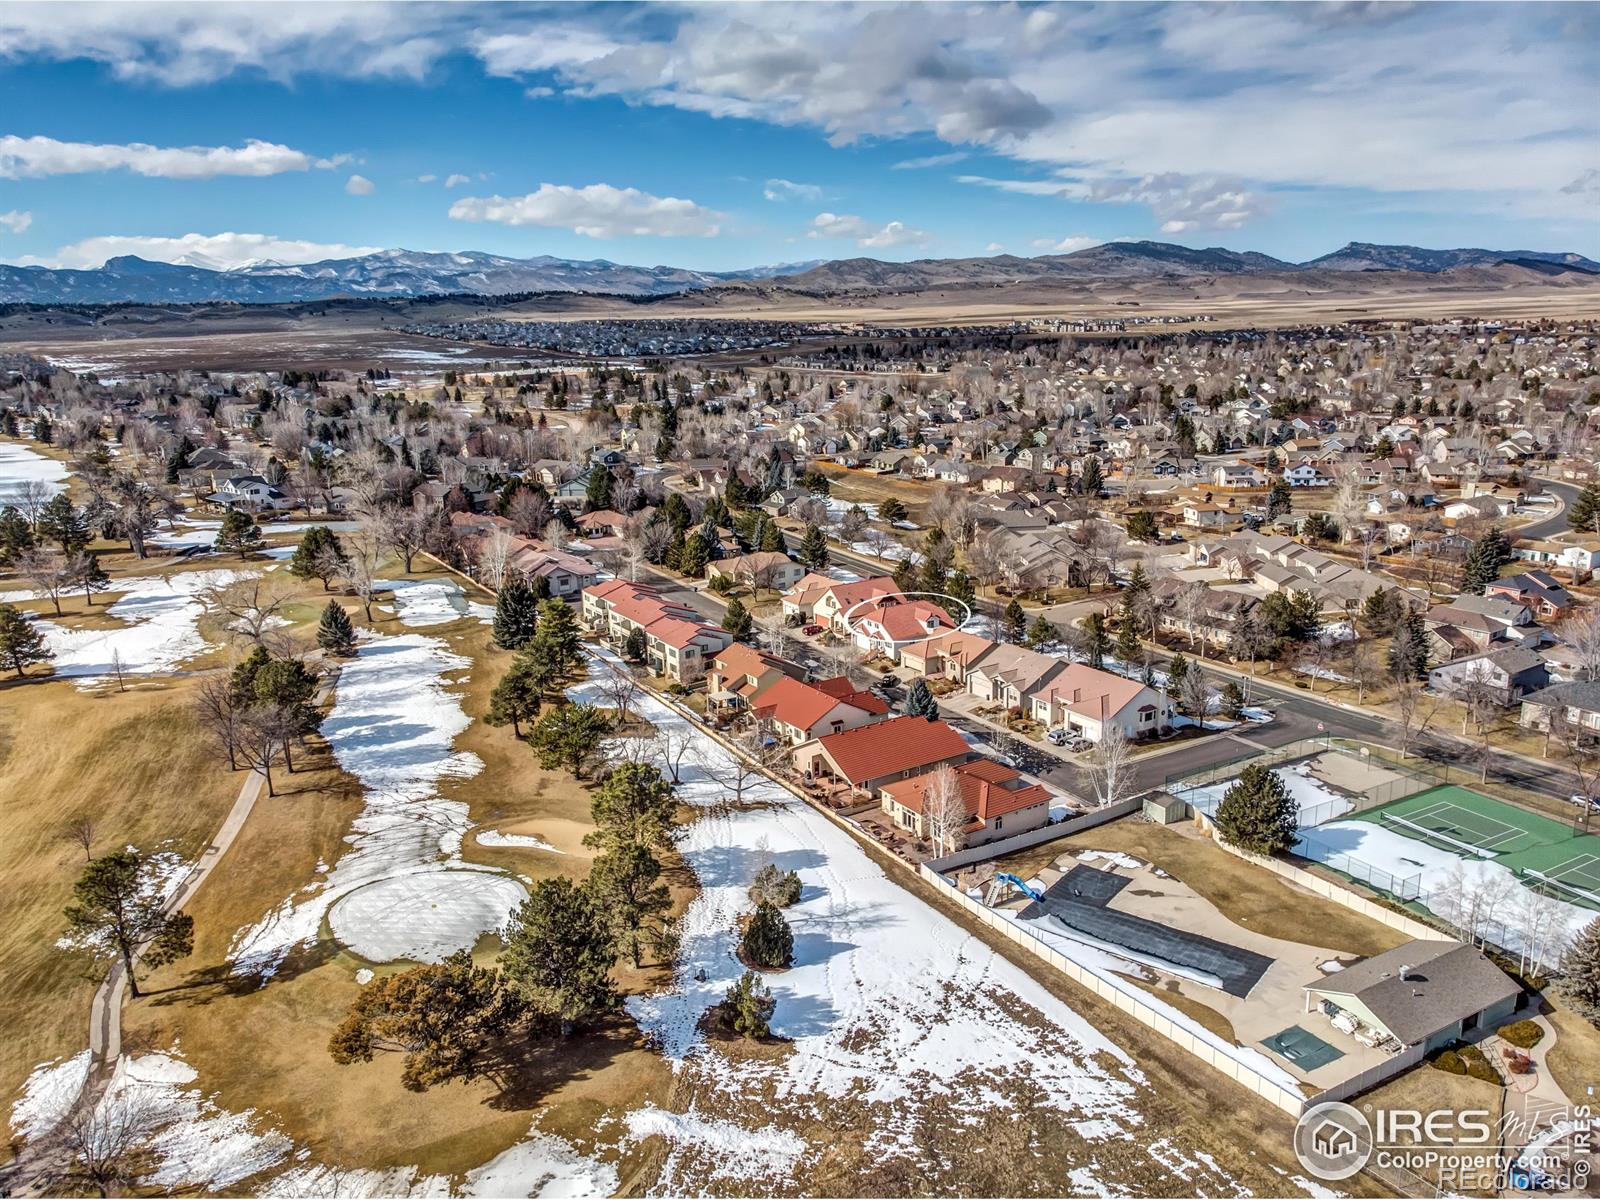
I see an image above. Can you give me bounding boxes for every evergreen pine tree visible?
[741,901,794,968]
[1462,526,1513,594]
[1080,455,1104,497]
[75,552,111,605]
[585,465,614,511]
[288,525,347,590]
[1387,610,1430,680]
[878,498,907,524]
[317,599,357,657]
[33,412,51,444]
[36,494,89,555]
[492,579,540,650]
[947,568,976,612]
[1557,917,1600,1015]
[499,877,617,1033]
[721,597,754,642]
[0,602,53,677]
[1168,651,1190,693]
[1221,681,1246,719]
[893,555,919,594]
[529,599,582,675]
[798,523,829,570]
[1084,610,1110,669]
[1265,479,1293,520]
[903,677,939,720]
[215,508,262,558]
[1115,614,1141,665]
[623,626,647,662]
[1027,615,1056,648]
[1004,598,1026,642]
[1214,763,1298,855]
[0,505,34,566]
[1569,484,1600,535]
[722,970,776,1039]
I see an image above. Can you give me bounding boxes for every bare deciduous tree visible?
[60,1087,162,1198]
[476,526,516,592]
[921,764,967,857]
[194,675,242,771]
[1087,724,1138,809]
[60,813,96,861]
[203,578,290,651]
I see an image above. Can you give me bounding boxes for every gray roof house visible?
[1428,645,1550,705]
[1520,679,1600,733]
[1303,940,1520,1053]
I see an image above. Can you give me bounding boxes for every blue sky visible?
[0,1,1594,272]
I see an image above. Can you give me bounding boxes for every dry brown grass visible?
[1001,818,1411,959]
[0,666,244,1146]
[1543,1003,1600,1105]
[115,563,692,1182]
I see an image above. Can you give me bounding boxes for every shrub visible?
[1430,1049,1466,1076]
[749,863,802,908]
[1457,1043,1502,1084]
[1496,1019,1544,1049]
[741,901,794,969]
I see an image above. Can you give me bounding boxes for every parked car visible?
[1047,728,1087,750]
[802,623,824,636]
[880,673,901,688]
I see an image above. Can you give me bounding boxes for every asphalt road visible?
[1522,477,1580,540]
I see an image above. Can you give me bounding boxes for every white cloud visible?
[763,178,822,203]
[894,152,970,171]
[0,209,31,234]
[20,232,384,271]
[417,173,437,183]
[985,242,1004,253]
[807,212,931,249]
[0,134,334,180]
[444,173,471,189]
[449,183,723,238]
[344,173,375,196]
[1031,235,1103,253]
[968,172,1271,233]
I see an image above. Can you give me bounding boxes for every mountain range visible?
[0,241,1593,306]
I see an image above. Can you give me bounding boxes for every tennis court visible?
[1355,785,1600,911]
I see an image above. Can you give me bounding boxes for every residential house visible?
[1520,680,1600,734]
[793,715,971,797]
[206,474,293,513]
[1301,941,1520,1056]
[706,551,806,596]
[850,596,957,658]
[1427,646,1550,706]
[754,676,888,744]
[1484,570,1577,620]
[963,643,1068,712]
[1181,501,1235,529]
[705,643,807,716]
[781,575,900,632]
[880,758,1052,848]
[1027,664,1173,742]
[898,630,996,682]
[1212,463,1266,489]
[1424,595,1539,661]
[580,579,733,683]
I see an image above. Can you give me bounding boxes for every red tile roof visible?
[812,675,890,714]
[881,758,1051,823]
[812,715,969,784]
[854,597,955,641]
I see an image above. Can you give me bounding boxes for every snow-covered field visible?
[583,651,1239,1192]
[35,568,253,684]
[845,538,914,561]
[229,621,523,977]
[0,439,69,506]
[7,1050,90,1141]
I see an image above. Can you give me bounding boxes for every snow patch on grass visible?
[36,568,253,684]
[229,630,524,977]
[475,828,560,852]
[625,1105,806,1185]
[460,1128,619,1198]
[7,1050,90,1141]
[0,440,68,505]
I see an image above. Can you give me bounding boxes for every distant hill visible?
[1302,242,1600,273]
[0,240,1594,305]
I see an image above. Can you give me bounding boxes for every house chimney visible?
[1399,963,1413,981]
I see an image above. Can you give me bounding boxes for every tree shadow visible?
[480,1012,639,1111]
[144,939,342,1007]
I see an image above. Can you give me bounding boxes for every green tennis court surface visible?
[1356,785,1600,909]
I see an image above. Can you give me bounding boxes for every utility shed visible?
[1302,940,1520,1053]
[1143,794,1186,825]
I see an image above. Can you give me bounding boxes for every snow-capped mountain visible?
[0,248,814,305]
